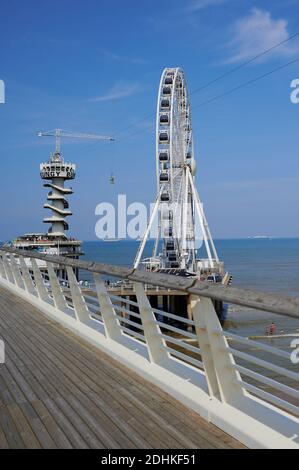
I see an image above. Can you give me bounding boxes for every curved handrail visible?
[1,246,298,319]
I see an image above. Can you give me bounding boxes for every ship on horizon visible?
[248,235,272,239]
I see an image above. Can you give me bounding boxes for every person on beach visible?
[267,322,276,335]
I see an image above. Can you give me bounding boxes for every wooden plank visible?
[130,383,241,449]
[1,312,155,448]
[1,313,182,448]
[0,405,25,449]
[0,373,15,406]
[1,332,202,450]
[2,328,68,400]
[0,286,243,449]
[0,421,9,449]
[54,328,242,448]
[31,399,73,449]
[80,391,155,449]
[0,325,107,448]
[4,312,241,448]
[3,355,38,403]
[53,395,105,449]
[9,318,212,449]
[5,298,234,448]
[8,403,41,449]
[43,398,88,449]
[66,393,130,449]
[0,312,93,449]
[19,401,57,449]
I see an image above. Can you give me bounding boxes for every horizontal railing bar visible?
[227,347,299,381]
[224,331,291,360]
[65,285,192,331]
[111,294,194,326]
[65,294,99,315]
[80,293,192,333]
[236,379,299,418]
[162,345,204,368]
[110,294,139,307]
[158,333,201,354]
[82,293,99,305]
[156,320,197,339]
[112,304,141,319]
[151,307,195,325]
[2,247,299,319]
[115,314,144,330]
[84,302,101,314]
[89,312,104,324]
[120,326,145,342]
[233,364,299,400]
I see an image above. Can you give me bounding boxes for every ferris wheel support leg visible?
[187,168,218,262]
[203,212,219,263]
[187,169,214,268]
[181,169,190,269]
[152,217,160,258]
[153,202,162,258]
[133,191,161,269]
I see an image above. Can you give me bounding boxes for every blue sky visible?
[0,0,299,240]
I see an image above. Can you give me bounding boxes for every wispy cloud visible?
[101,49,147,65]
[189,0,229,10]
[89,82,141,102]
[225,8,299,64]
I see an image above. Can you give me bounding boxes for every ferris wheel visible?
[134,67,219,274]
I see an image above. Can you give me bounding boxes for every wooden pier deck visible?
[0,286,244,449]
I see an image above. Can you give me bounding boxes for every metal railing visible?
[0,246,298,449]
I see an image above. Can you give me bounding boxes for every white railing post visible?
[93,274,123,340]
[9,255,24,289]
[31,258,52,303]
[66,265,91,324]
[19,257,37,295]
[134,282,170,365]
[0,255,7,280]
[192,296,245,404]
[191,295,221,399]
[2,253,15,284]
[94,274,123,341]
[46,261,69,312]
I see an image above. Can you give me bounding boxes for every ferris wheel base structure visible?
[134,67,225,280]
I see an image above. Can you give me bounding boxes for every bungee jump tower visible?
[12,134,82,279]
[12,129,114,279]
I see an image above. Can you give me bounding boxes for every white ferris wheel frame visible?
[134,67,219,272]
